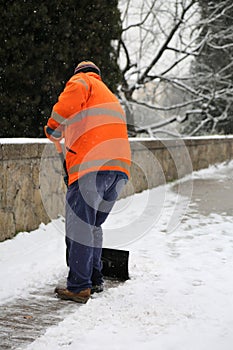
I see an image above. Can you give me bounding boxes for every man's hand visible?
[44,125,63,142]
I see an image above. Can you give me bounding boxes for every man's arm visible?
[45,75,90,137]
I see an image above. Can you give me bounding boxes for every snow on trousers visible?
[65,171,127,293]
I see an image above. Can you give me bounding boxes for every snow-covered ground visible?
[1,161,233,350]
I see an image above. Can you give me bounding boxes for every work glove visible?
[44,125,63,142]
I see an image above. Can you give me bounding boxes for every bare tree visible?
[117,0,233,136]
[185,0,233,135]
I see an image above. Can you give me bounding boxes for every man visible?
[44,61,131,303]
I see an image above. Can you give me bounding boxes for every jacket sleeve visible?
[47,75,90,131]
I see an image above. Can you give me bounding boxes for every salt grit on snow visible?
[0,161,233,350]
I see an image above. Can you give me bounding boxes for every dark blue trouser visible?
[65,171,127,293]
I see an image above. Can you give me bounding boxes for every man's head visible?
[74,61,101,76]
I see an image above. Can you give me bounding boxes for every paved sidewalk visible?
[172,164,233,216]
[0,279,121,350]
[0,278,70,350]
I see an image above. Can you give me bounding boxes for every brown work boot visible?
[54,287,91,303]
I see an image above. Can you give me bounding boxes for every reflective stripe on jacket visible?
[47,72,131,185]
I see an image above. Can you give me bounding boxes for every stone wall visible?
[0,136,233,241]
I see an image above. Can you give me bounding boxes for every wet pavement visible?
[0,279,121,350]
[0,279,75,350]
[171,164,233,217]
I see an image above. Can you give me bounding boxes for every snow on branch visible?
[118,0,233,136]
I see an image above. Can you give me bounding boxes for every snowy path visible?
[0,278,121,350]
[0,280,68,350]
[0,161,233,350]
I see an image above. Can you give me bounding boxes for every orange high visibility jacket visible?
[47,72,131,185]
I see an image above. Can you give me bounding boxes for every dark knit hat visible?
[74,61,101,75]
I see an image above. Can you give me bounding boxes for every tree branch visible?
[122,0,157,32]
[136,0,197,86]
[130,97,203,111]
